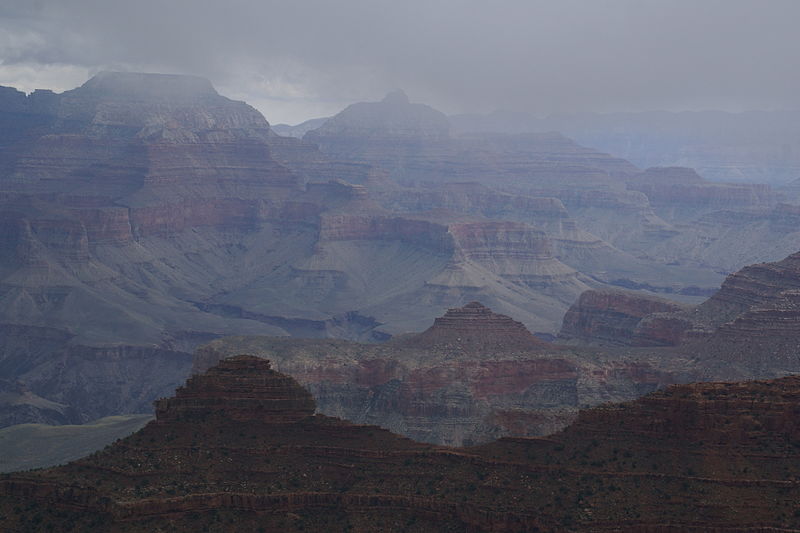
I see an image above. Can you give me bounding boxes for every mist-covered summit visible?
[75,71,220,102]
[305,89,449,141]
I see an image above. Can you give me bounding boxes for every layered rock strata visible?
[2,356,800,531]
[194,303,682,446]
[559,289,690,346]
[407,301,550,353]
[155,355,315,423]
[560,250,800,379]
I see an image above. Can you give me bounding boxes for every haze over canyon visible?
[1,4,800,527]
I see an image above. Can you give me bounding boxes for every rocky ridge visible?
[2,355,800,531]
[405,301,551,353]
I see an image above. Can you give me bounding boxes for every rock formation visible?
[155,355,316,423]
[193,303,686,446]
[451,108,800,185]
[0,72,794,432]
[2,355,800,531]
[560,250,800,380]
[559,289,690,346]
[6,74,701,428]
[407,301,550,353]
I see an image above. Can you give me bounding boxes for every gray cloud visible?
[0,0,798,123]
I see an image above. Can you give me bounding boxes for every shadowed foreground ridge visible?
[2,355,800,532]
[155,355,316,423]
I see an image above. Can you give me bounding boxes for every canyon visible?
[1,72,800,455]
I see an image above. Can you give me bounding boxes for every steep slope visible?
[2,355,800,531]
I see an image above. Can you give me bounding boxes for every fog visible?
[1,0,798,124]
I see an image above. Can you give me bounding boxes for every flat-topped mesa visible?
[154,355,315,423]
[76,71,219,102]
[407,301,552,353]
[559,289,691,346]
[627,166,774,214]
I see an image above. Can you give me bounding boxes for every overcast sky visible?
[0,0,798,124]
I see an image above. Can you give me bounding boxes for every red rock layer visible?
[406,301,552,353]
[559,289,689,346]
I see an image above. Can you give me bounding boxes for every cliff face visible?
[2,355,800,532]
[559,289,690,346]
[560,250,800,379]
[0,324,193,427]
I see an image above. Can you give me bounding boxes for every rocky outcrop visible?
[559,289,690,346]
[685,287,800,377]
[407,301,552,353]
[3,357,800,531]
[155,355,315,423]
[694,251,800,324]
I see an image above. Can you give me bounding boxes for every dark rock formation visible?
[155,355,315,423]
[3,356,800,531]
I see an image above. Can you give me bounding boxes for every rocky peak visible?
[405,301,552,353]
[305,90,450,141]
[154,355,316,423]
[75,71,219,102]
